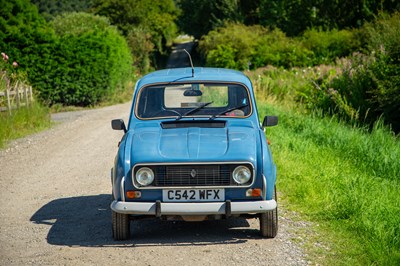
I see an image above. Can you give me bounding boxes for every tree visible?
[31,0,93,21]
[177,0,241,39]
[258,0,400,36]
[92,0,179,52]
[239,0,261,25]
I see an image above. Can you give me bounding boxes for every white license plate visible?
[162,189,225,202]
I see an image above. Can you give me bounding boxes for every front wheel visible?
[112,211,130,240]
[259,186,278,238]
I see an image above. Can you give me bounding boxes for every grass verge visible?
[1,79,136,149]
[258,100,400,265]
[0,103,52,149]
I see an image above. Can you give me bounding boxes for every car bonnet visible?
[128,120,257,164]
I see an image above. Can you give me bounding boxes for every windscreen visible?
[136,83,251,119]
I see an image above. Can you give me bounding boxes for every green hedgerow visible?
[31,12,133,106]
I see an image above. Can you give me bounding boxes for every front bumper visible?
[110,199,277,216]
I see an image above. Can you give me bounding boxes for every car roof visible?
[135,67,253,89]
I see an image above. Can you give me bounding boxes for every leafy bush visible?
[200,23,316,70]
[367,53,400,133]
[200,23,362,70]
[296,55,372,123]
[301,12,400,133]
[363,12,400,132]
[126,27,154,73]
[206,44,238,69]
[31,12,133,106]
[1,2,132,106]
[301,28,361,65]
[0,0,56,73]
[199,23,265,70]
[253,29,313,68]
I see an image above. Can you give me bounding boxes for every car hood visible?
[128,121,258,163]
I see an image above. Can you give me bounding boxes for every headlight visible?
[135,167,154,186]
[232,166,251,184]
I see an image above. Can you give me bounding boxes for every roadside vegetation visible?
[258,95,400,265]
[0,43,50,149]
[199,24,359,70]
[200,12,400,134]
[246,17,400,260]
[0,103,51,149]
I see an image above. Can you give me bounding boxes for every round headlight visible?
[135,167,154,186]
[232,166,251,184]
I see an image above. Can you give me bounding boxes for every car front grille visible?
[133,163,253,188]
[160,165,230,186]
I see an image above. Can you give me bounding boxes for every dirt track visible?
[0,103,308,265]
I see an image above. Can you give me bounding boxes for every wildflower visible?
[1,52,9,61]
[12,61,18,68]
[327,88,338,95]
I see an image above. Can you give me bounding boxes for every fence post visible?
[24,85,29,107]
[29,86,33,105]
[16,81,20,109]
[5,88,11,115]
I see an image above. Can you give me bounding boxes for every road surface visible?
[0,101,308,265]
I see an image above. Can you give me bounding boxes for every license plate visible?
[162,189,225,202]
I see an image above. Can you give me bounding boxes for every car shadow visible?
[30,194,263,247]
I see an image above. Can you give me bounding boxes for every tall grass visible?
[258,99,400,265]
[0,103,51,149]
[247,64,341,103]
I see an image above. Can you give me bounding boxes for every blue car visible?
[111,67,278,240]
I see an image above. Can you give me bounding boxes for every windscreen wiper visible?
[209,104,248,120]
[176,101,213,120]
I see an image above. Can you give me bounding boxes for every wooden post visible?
[29,86,33,105]
[24,85,28,108]
[16,81,20,109]
[5,88,11,115]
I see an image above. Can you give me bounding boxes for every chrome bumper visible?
[110,200,277,215]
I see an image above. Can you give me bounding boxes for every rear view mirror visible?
[262,116,278,127]
[111,119,127,133]
[183,89,202,96]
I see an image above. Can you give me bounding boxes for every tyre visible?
[112,211,130,240]
[259,186,278,238]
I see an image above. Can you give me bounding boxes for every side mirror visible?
[262,116,278,127]
[111,119,127,133]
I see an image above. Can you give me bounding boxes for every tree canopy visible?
[92,0,179,52]
[31,0,93,21]
[259,0,400,36]
[177,0,240,39]
[177,0,400,37]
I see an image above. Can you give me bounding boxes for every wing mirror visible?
[262,116,278,127]
[111,119,127,133]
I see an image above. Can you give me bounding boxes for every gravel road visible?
[0,103,308,265]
